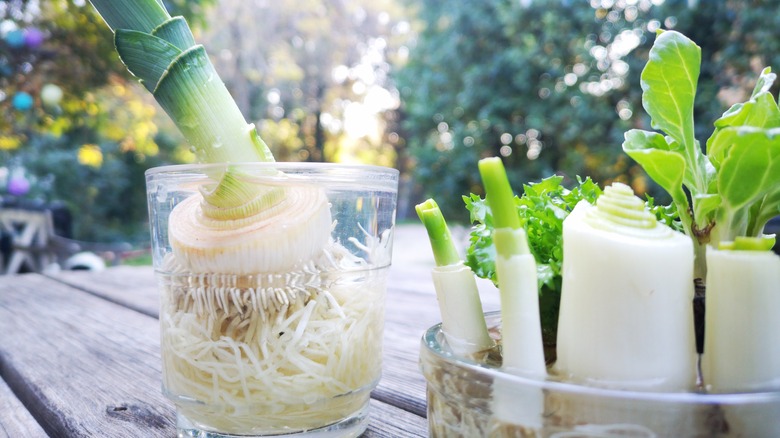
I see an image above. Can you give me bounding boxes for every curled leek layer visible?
[169,173,332,274]
[583,182,670,238]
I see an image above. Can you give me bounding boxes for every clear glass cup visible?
[146,162,398,437]
[420,311,780,437]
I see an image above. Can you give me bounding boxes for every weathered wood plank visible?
[0,274,175,437]
[47,265,160,317]
[0,273,427,436]
[0,377,47,438]
[366,399,427,437]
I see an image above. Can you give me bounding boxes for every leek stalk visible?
[88,0,273,165]
[88,0,332,273]
[478,158,545,433]
[703,241,780,392]
[555,183,696,391]
[478,157,545,377]
[416,199,493,355]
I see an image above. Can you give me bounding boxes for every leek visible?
[89,0,273,165]
[88,1,386,434]
[478,157,545,377]
[555,183,696,391]
[623,29,780,391]
[703,239,780,392]
[478,158,545,433]
[416,199,493,355]
[86,0,321,272]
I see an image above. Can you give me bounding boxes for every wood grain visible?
[48,265,160,317]
[0,274,175,437]
[0,378,47,438]
[0,271,431,436]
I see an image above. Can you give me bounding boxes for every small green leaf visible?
[115,30,182,92]
[640,30,701,150]
[748,189,780,237]
[718,235,776,251]
[622,129,689,209]
[707,68,780,158]
[750,67,777,98]
[718,128,780,210]
[692,193,721,230]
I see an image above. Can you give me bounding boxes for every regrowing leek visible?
[478,158,545,377]
[703,238,780,392]
[89,0,273,165]
[416,199,493,355]
[89,1,396,435]
[624,29,780,391]
[555,183,696,391]
[418,27,780,438]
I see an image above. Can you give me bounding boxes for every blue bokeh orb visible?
[12,92,34,111]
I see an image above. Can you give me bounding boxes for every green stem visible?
[415,199,461,267]
[478,158,529,257]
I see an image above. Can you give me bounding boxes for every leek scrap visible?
[416,199,493,355]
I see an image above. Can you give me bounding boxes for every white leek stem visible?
[478,157,546,377]
[431,262,494,355]
[703,247,780,391]
[555,187,696,392]
[494,228,546,377]
[416,199,493,356]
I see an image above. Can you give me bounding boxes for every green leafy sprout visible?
[622,30,780,280]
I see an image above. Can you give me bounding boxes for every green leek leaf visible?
[152,16,196,51]
[641,30,700,151]
[154,46,274,163]
[115,30,181,92]
[87,0,169,33]
[718,128,780,211]
[622,129,689,210]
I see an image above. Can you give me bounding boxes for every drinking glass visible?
[147,162,398,437]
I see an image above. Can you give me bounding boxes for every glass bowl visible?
[420,311,780,437]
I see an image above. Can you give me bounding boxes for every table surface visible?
[0,225,499,438]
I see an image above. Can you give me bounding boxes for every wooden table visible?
[0,225,499,437]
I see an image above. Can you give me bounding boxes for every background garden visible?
[1,0,778,252]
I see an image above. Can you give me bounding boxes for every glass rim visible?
[421,310,780,405]
[145,161,400,177]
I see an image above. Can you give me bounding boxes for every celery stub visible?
[416,199,493,355]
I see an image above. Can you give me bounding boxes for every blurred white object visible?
[64,252,105,271]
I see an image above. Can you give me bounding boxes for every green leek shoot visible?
[416,199,493,355]
[478,157,545,377]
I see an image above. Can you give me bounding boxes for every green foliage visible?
[623,30,780,278]
[396,0,780,223]
[397,0,639,221]
[464,175,601,291]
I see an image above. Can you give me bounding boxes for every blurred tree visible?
[395,0,780,222]
[198,0,409,166]
[0,0,212,242]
